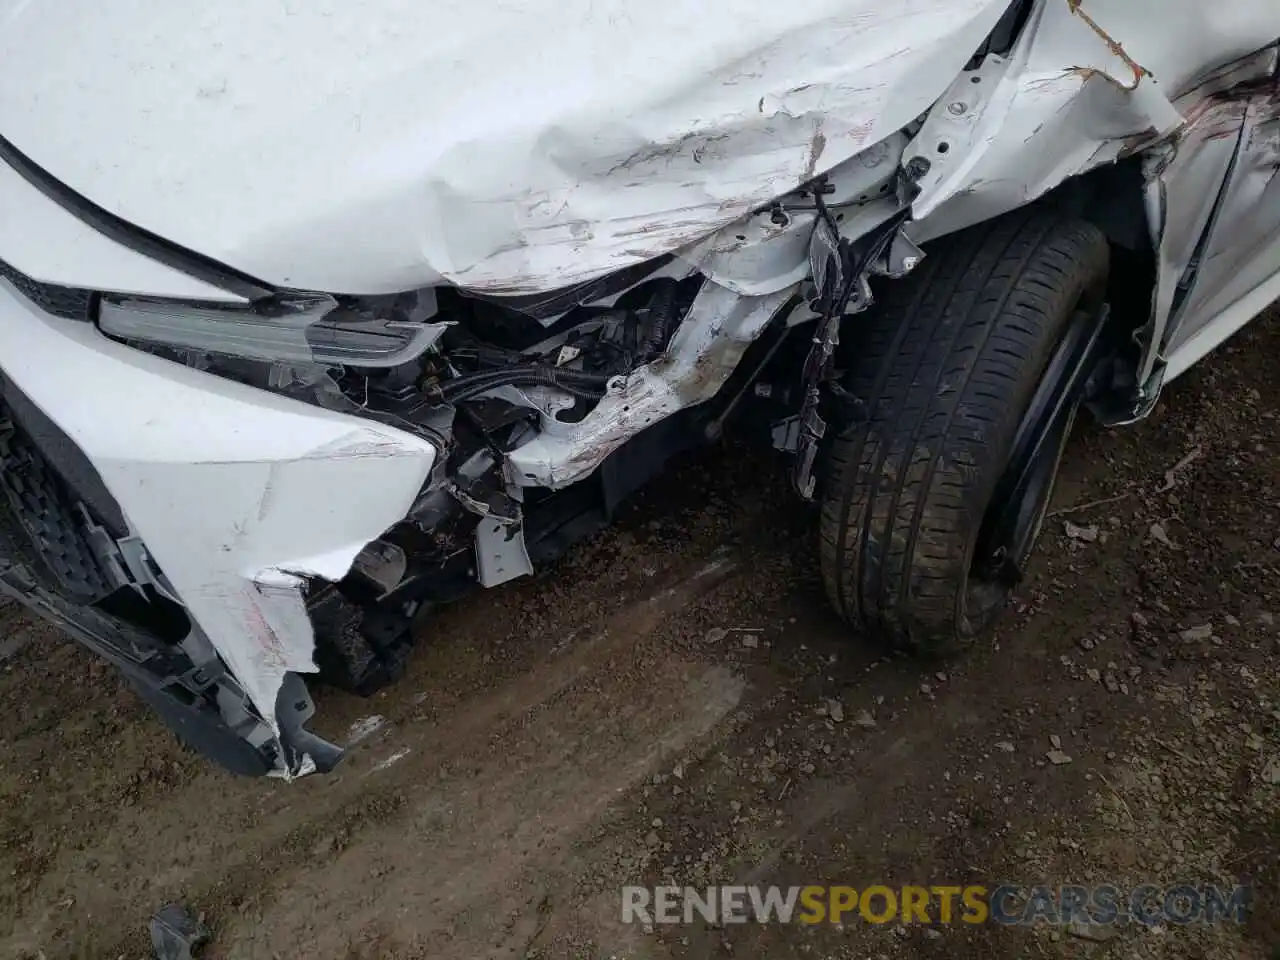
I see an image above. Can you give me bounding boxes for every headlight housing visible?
[98,290,448,368]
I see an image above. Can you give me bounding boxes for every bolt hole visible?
[622,405,631,413]
[836,212,844,222]
[937,141,951,154]
[735,234,746,241]
[970,75,982,84]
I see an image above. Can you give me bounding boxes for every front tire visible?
[819,207,1110,653]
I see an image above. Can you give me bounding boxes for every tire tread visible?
[819,208,1109,651]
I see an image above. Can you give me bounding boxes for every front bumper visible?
[0,277,437,774]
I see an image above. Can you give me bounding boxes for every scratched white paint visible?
[908,0,1280,238]
[0,0,1007,295]
[0,280,436,738]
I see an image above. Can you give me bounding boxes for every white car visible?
[0,0,1276,776]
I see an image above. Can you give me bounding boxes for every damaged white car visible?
[0,0,1277,776]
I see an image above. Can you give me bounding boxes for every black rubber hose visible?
[439,364,610,404]
[637,278,680,362]
[440,364,609,396]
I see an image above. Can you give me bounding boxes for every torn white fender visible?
[1146,46,1280,381]
[906,0,1280,242]
[0,280,437,725]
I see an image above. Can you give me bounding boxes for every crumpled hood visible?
[0,0,1006,295]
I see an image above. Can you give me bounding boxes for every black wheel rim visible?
[971,300,1110,592]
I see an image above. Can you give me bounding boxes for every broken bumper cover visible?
[0,277,437,774]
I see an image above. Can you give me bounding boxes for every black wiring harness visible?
[436,364,612,404]
[431,278,685,406]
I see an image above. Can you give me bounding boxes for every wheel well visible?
[1037,157,1155,328]
[1025,158,1156,420]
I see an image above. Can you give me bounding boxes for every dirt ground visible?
[1,312,1278,960]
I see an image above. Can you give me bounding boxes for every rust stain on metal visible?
[1066,0,1152,92]
[802,126,828,183]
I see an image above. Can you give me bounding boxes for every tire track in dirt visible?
[2,542,758,957]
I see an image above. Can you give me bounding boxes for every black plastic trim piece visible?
[0,134,276,301]
[460,255,673,320]
[965,0,1035,69]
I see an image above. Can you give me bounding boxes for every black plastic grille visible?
[0,257,92,320]
[0,411,112,600]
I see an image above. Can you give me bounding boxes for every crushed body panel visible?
[907,0,1280,242]
[0,280,437,727]
[0,0,1010,294]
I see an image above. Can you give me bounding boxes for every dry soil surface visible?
[1,313,1278,960]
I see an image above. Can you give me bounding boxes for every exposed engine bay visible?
[99,252,818,698]
[0,112,919,779]
[74,114,921,727]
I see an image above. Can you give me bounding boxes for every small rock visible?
[346,714,387,746]
[1064,520,1099,542]
[645,831,660,846]
[741,634,759,649]
[1179,624,1214,643]
[994,741,1015,753]
[920,683,932,695]
[1050,734,1062,749]
[853,710,877,729]
[1086,668,1101,683]
[652,817,664,828]
[1131,611,1149,627]
[922,927,943,940]
[1259,612,1275,627]
[1067,919,1118,942]
[1149,523,1178,549]
[825,699,845,724]
[1046,750,1073,765]
[1078,636,1096,651]
[705,627,729,644]
[1262,757,1280,785]
[934,671,947,683]
[673,763,684,780]
[1224,614,1240,627]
